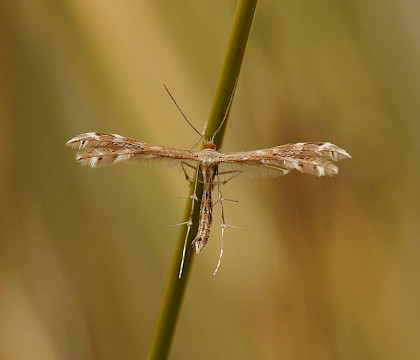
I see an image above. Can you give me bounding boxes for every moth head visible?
[203,139,216,150]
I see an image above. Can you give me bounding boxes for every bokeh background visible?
[2,1,420,359]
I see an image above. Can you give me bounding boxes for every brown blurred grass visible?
[1,1,419,359]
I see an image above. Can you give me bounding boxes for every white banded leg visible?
[213,168,226,275]
[178,166,200,278]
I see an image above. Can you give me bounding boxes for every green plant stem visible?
[147,1,258,359]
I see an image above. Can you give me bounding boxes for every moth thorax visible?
[198,148,220,166]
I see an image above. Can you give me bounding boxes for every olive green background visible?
[2,1,419,359]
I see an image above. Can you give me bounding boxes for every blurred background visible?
[2,0,420,359]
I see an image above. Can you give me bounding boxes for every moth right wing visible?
[65,132,199,168]
[218,142,351,177]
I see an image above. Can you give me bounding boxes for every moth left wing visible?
[218,142,351,177]
[66,132,198,168]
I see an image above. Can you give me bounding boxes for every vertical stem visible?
[147,1,258,359]
[205,1,258,145]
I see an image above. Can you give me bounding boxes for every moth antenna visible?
[211,77,238,142]
[163,84,203,139]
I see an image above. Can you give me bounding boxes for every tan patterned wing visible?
[66,132,198,168]
[218,142,351,177]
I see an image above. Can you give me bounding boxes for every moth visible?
[66,88,351,277]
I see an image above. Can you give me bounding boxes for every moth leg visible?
[213,169,247,275]
[181,161,206,185]
[213,168,227,275]
[181,161,198,183]
[212,170,241,205]
[189,136,203,151]
[213,169,242,185]
[213,197,239,207]
[178,165,200,278]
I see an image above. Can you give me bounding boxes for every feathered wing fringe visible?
[66,132,197,168]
